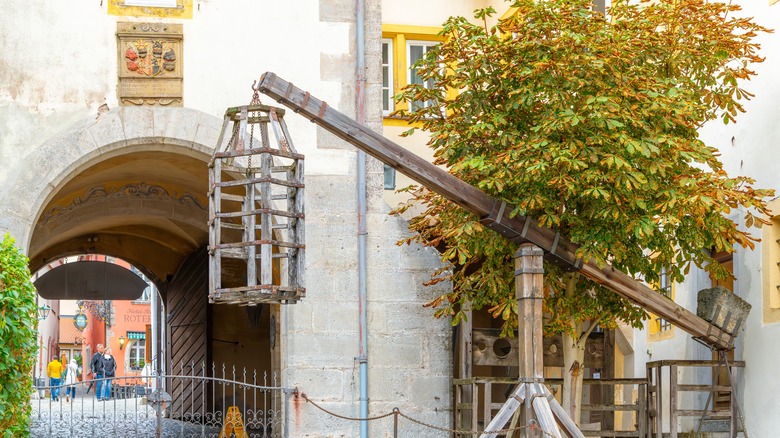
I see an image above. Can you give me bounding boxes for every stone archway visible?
[5,106,278,390]
[9,105,223,375]
[0,107,221,248]
[0,106,222,274]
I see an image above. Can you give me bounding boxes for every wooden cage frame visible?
[208,104,305,305]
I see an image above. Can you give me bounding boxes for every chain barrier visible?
[301,393,557,437]
[301,394,396,422]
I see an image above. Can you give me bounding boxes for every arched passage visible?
[22,106,221,284]
[17,107,277,396]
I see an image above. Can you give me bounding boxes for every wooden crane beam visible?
[256,71,734,351]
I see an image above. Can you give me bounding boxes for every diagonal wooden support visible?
[529,383,563,438]
[542,385,586,438]
[257,71,734,351]
[480,384,527,438]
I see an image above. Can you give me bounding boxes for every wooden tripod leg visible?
[541,385,586,438]
[529,383,563,438]
[480,383,527,438]
[508,402,523,438]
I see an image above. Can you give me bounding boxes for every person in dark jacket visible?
[89,344,105,400]
[100,348,117,401]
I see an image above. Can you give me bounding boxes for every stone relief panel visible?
[117,22,183,106]
[38,182,206,226]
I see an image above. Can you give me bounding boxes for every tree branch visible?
[578,318,603,349]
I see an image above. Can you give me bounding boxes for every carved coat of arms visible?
[125,39,177,77]
[116,23,183,106]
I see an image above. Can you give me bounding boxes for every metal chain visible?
[223,122,238,153]
[302,394,557,437]
[250,80,261,106]
[396,409,553,436]
[301,394,396,421]
[247,82,262,171]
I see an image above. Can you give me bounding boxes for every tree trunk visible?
[562,330,587,426]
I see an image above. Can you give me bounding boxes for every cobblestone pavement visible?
[31,379,281,438]
[31,391,223,437]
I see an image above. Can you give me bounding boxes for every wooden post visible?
[638,382,647,438]
[484,381,493,432]
[473,384,480,437]
[729,361,738,438]
[602,330,615,431]
[459,305,474,433]
[516,244,545,436]
[655,366,663,438]
[482,244,582,438]
[669,364,677,438]
[530,384,560,438]
[515,244,545,380]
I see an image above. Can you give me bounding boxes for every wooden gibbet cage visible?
[208,103,305,305]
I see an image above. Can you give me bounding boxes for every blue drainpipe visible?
[355,0,369,436]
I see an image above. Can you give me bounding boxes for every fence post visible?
[155,374,163,438]
[393,407,400,438]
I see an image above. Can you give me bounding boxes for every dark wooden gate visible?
[166,246,209,418]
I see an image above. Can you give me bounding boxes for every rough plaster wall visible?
[282,1,452,437]
[0,1,112,205]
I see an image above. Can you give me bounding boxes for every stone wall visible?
[281,1,452,436]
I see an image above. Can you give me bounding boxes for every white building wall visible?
[643,0,780,434]
[698,2,780,435]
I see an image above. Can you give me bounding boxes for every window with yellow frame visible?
[381,24,445,123]
[648,266,675,337]
[381,24,445,189]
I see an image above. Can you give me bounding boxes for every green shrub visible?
[0,234,38,437]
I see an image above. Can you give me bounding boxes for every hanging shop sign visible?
[74,313,88,332]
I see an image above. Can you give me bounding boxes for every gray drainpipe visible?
[355,0,369,436]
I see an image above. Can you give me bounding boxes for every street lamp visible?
[37,304,52,321]
[119,336,126,350]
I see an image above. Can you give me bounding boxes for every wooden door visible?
[166,246,209,417]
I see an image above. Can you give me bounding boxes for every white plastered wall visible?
[637,0,780,434]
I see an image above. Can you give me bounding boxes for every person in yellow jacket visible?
[47,356,64,401]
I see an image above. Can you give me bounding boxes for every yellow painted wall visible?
[108,0,193,19]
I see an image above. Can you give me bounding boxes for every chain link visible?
[301,394,396,421]
[247,82,263,170]
[302,393,558,437]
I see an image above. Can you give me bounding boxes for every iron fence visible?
[30,363,290,438]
